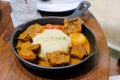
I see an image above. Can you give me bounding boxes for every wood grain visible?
[0,1,109,80]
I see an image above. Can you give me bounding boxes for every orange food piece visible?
[70,58,81,65]
[45,24,63,30]
[70,32,90,54]
[18,23,44,41]
[17,41,40,60]
[70,45,88,59]
[69,32,87,46]
[83,41,90,54]
[38,60,51,67]
[46,51,70,66]
[63,18,83,34]
[19,49,36,60]
[53,25,63,30]
[45,24,54,29]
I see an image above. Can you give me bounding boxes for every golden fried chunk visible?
[70,32,90,54]
[16,41,31,50]
[17,41,40,60]
[18,23,44,41]
[70,45,88,59]
[16,40,24,49]
[38,60,51,67]
[69,32,87,46]
[70,58,81,65]
[19,49,36,60]
[46,51,70,66]
[26,43,40,53]
[18,32,31,42]
[83,41,90,54]
[63,18,83,34]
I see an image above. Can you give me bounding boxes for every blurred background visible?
[87,0,120,52]
[87,0,120,76]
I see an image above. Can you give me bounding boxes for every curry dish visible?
[16,18,90,67]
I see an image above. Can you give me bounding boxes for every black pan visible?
[11,1,98,79]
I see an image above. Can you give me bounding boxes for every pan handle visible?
[67,1,91,19]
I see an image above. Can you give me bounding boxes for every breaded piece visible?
[38,60,51,67]
[46,51,70,66]
[26,43,40,53]
[70,45,88,59]
[17,41,40,60]
[18,32,31,42]
[63,18,83,34]
[70,58,81,65]
[19,49,36,60]
[16,41,31,50]
[18,23,44,41]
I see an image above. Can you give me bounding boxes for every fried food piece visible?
[63,18,83,34]
[70,58,81,65]
[46,51,70,66]
[70,45,88,59]
[16,41,40,50]
[19,32,31,42]
[26,43,40,53]
[69,32,87,46]
[70,32,90,54]
[83,41,90,54]
[16,40,24,49]
[17,41,40,60]
[18,23,44,42]
[38,60,51,67]
[19,49,36,60]
[16,41,31,50]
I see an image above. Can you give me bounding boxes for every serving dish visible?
[11,1,98,78]
[37,0,84,12]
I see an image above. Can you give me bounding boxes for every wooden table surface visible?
[0,1,110,80]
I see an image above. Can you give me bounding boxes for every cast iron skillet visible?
[11,1,98,78]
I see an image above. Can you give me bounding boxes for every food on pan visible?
[38,60,51,67]
[16,18,90,67]
[32,29,71,60]
[18,24,44,42]
[16,41,40,61]
[69,32,90,53]
[63,18,83,34]
[70,58,81,65]
[46,51,70,66]
[71,45,87,59]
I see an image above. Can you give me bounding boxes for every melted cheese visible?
[32,29,71,59]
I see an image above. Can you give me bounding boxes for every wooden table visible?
[0,1,109,80]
